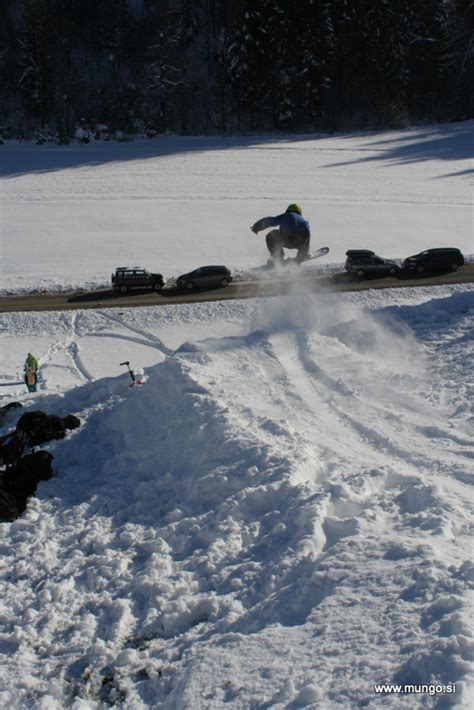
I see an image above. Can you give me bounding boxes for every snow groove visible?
[98,311,173,357]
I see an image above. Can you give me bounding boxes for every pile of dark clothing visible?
[0,451,54,520]
[0,401,22,425]
[0,409,81,521]
[15,410,81,446]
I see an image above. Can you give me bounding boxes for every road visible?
[0,266,473,313]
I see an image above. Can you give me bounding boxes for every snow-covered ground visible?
[1,121,473,293]
[0,124,473,708]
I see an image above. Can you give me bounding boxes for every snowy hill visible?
[0,123,473,708]
[1,286,473,708]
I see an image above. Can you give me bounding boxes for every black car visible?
[177,265,232,290]
[403,248,464,273]
[112,267,166,293]
[345,250,400,278]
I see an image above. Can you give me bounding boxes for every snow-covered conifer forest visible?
[1,0,473,141]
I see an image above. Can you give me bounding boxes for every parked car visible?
[345,250,400,278]
[112,267,166,293]
[403,248,464,273]
[176,265,232,290]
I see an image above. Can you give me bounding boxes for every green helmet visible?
[286,203,302,215]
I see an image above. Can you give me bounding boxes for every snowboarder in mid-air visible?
[251,203,311,265]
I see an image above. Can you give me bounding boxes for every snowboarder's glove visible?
[251,224,259,234]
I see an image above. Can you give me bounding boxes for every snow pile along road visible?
[1,287,473,708]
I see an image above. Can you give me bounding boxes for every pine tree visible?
[271,0,334,128]
[362,0,416,124]
[226,1,279,129]
[17,0,52,126]
[139,4,186,134]
[1,0,472,138]
[0,1,18,130]
[442,0,474,117]
[329,0,419,126]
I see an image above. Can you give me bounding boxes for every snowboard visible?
[302,246,329,262]
[281,246,330,266]
[25,367,37,392]
[252,246,329,273]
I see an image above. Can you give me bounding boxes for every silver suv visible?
[345,250,400,278]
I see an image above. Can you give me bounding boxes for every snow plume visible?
[249,278,425,377]
[249,273,360,332]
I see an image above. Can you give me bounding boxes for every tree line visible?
[0,0,472,141]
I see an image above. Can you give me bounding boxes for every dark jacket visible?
[252,211,311,239]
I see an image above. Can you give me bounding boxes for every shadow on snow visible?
[323,120,473,176]
[2,120,472,178]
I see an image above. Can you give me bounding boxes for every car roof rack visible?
[345,249,375,256]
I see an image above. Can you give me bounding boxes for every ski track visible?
[0,310,171,400]
[67,314,93,382]
[38,313,93,387]
[97,311,173,357]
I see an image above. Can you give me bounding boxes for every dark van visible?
[403,248,464,273]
